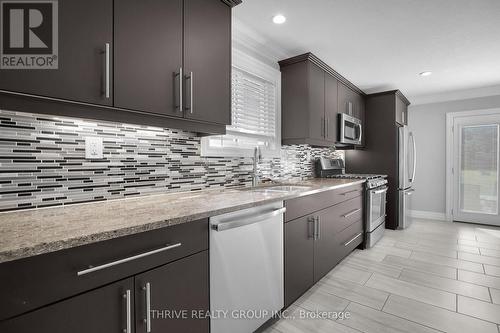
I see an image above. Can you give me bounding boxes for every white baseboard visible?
[409,210,447,221]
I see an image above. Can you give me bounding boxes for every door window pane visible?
[460,125,499,214]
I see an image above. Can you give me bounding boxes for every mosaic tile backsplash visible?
[0,109,343,212]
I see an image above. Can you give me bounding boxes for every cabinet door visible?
[338,83,355,116]
[355,93,366,146]
[0,278,134,333]
[135,251,209,333]
[114,0,182,116]
[396,96,407,125]
[285,216,315,307]
[0,0,113,105]
[325,74,338,143]
[308,63,326,141]
[314,208,341,281]
[184,0,231,124]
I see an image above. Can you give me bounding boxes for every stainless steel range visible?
[315,157,388,248]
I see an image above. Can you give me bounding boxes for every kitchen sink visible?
[237,185,312,193]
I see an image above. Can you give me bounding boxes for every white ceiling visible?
[233,0,500,100]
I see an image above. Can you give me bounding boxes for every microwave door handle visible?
[358,123,363,143]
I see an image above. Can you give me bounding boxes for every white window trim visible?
[201,47,281,158]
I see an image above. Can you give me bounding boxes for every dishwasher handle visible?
[211,207,286,232]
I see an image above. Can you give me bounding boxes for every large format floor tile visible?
[458,252,500,267]
[399,268,491,301]
[365,272,456,310]
[394,241,458,258]
[272,316,360,333]
[342,302,440,333]
[383,295,498,333]
[382,254,457,279]
[484,264,500,277]
[480,248,500,258]
[341,255,402,278]
[459,270,500,289]
[319,276,389,310]
[264,219,500,333]
[490,288,500,304]
[457,295,500,324]
[294,285,350,313]
[327,264,373,285]
[410,251,484,273]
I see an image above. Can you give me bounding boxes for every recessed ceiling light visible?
[419,71,432,77]
[272,14,286,24]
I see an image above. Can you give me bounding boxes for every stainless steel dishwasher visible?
[210,201,285,333]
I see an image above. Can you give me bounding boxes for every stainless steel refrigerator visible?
[398,126,416,229]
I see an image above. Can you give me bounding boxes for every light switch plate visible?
[85,137,103,159]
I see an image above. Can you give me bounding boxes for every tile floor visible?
[264,218,500,333]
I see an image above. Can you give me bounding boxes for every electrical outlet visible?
[85,137,103,159]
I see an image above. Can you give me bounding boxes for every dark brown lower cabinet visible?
[0,278,134,333]
[284,187,364,307]
[135,251,209,333]
[284,215,314,307]
[0,251,209,333]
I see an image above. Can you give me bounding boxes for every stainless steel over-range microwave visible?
[338,113,363,145]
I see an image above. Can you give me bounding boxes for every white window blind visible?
[202,59,280,157]
[229,66,276,138]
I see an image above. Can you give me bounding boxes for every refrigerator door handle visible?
[409,132,416,183]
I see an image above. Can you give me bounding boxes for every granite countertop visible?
[0,178,364,264]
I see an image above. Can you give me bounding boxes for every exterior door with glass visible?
[452,114,500,226]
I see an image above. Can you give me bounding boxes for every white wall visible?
[408,94,500,216]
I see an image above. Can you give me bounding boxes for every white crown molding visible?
[232,17,290,69]
[409,85,500,106]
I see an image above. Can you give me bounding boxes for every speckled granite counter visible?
[0,178,364,263]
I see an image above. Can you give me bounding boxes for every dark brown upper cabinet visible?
[115,0,231,125]
[184,0,231,124]
[0,0,113,106]
[395,92,409,125]
[279,53,365,148]
[114,0,183,117]
[0,0,240,135]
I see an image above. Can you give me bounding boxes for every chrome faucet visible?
[252,146,262,187]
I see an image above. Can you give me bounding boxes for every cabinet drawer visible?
[325,195,363,234]
[335,220,363,262]
[285,183,363,222]
[0,219,208,321]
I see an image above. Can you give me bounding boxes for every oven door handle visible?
[373,186,388,195]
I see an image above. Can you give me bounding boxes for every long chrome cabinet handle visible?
[321,118,325,138]
[315,216,320,240]
[123,290,131,333]
[188,71,194,114]
[77,243,182,276]
[144,282,152,333]
[344,233,362,247]
[343,208,361,218]
[174,67,184,112]
[104,43,110,99]
[326,117,330,138]
[211,207,286,232]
